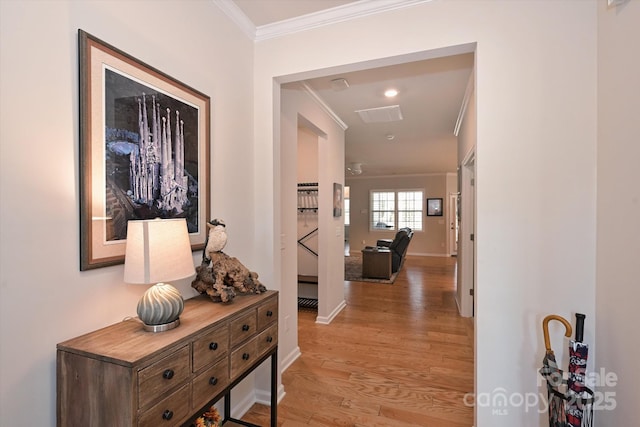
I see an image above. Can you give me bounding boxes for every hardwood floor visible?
[241,255,474,426]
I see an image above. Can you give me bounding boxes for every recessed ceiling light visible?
[384,89,398,98]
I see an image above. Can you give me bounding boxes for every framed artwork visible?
[427,198,443,216]
[79,30,210,270]
[333,183,343,217]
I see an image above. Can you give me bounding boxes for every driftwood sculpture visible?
[191,219,266,303]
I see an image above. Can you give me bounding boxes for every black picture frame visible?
[427,198,443,216]
[79,30,211,270]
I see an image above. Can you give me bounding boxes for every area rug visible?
[344,254,397,284]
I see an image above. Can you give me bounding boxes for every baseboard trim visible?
[229,388,256,419]
[316,299,346,324]
[407,252,449,257]
[349,251,448,258]
[255,383,286,406]
[281,346,301,372]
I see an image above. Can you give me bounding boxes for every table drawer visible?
[230,337,258,380]
[138,346,190,409]
[193,323,229,372]
[257,297,278,331]
[138,382,190,427]
[230,311,257,347]
[257,323,278,357]
[192,357,229,410]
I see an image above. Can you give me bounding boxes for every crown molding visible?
[215,0,434,42]
[300,82,349,131]
[256,0,433,41]
[213,0,257,40]
[454,67,474,137]
[345,172,454,180]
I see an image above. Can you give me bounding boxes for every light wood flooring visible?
[241,255,475,426]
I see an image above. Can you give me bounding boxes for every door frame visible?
[448,193,459,256]
[458,148,475,318]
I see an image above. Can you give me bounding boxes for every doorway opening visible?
[278,42,478,391]
[296,122,322,312]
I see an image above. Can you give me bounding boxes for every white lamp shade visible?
[124,218,195,284]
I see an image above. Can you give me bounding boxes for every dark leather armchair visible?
[376,227,413,272]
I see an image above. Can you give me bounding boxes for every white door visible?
[448,193,459,256]
[457,151,475,318]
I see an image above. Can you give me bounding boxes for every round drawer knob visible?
[209,376,218,386]
[163,369,174,380]
[242,324,250,331]
[266,336,273,343]
[209,342,218,350]
[162,410,173,420]
[242,353,250,360]
[266,310,273,317]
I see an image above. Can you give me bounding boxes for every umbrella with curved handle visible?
[540,314,572,427]
[543,315,573,354]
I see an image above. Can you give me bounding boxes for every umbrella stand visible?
[540,315,572,427]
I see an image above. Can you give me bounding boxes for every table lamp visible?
[124,218,195,332]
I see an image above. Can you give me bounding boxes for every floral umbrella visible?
[566,313,594,427]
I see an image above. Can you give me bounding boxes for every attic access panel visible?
[355,105,403,123]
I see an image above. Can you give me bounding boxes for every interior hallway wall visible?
[253,2,597,425]
[280,83,346,338]
[596,0,640,422]
[0,1,258,424]
[297,125,319,299]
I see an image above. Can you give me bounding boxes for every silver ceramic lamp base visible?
[137,282,185,333]
[142,318,180,333]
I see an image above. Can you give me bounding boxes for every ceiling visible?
[230,0,474,177]
[233,0,357,27]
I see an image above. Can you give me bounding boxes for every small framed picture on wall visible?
[333,183,343,217]
[427,198,443,216]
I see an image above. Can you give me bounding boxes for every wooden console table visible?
[57,290,278,427]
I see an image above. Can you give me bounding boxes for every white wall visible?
[596,0,640,422]
[254,1,597,425]
[297,125,319,282]
[0,1,257,424]
[280,85,346,329]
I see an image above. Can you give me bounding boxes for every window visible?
[398,191,423,230]
[370,189,423,231]
[371,191,395,229]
